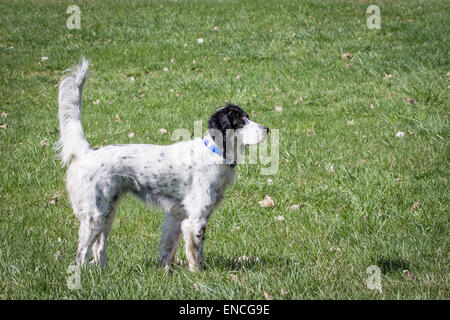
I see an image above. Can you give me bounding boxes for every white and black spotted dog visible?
[57,58,269,272]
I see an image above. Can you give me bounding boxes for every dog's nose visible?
[259,125,269,133]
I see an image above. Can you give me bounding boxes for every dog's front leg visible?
[181,217,208,272]
[158,212,182,269]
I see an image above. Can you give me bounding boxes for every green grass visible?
[0,0,448,299]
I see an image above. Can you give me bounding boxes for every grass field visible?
[0,0,448,299]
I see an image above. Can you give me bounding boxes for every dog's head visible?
[207,104,269,161]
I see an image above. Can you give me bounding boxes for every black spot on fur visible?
[170,179,179,187]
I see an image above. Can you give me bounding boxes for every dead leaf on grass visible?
[342,52,352,59]
[49,194,59,205]
[402,270,416,281]
[259,195,274,207]
[330,246,341,252]
[405,97,416,105]
[411,201,420,211]
[326,163,335,173]
[191,283,200,291]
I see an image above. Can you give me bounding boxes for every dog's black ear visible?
[207,104,248,162]
[208,104,245,132]
[229,112,241,128]
[207,112,220,132]
[208,111,228,157]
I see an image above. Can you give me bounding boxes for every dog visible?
[57,58,269,272]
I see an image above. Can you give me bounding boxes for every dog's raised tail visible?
[56,57,90,166]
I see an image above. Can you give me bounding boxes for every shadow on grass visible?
[376,257,411,275]
[140,255,271,271]
[205,254,302,272]
[136,254,304,272]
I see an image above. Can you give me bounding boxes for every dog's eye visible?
[239,119,246,126]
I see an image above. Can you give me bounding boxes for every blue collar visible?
[203,138,222,156]
[203,138,237,168]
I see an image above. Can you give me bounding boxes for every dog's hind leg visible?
[76,214,105,267]
[92,201,118,267]
[158,212,182,269]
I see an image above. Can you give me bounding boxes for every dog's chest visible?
[203,165,235,206]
